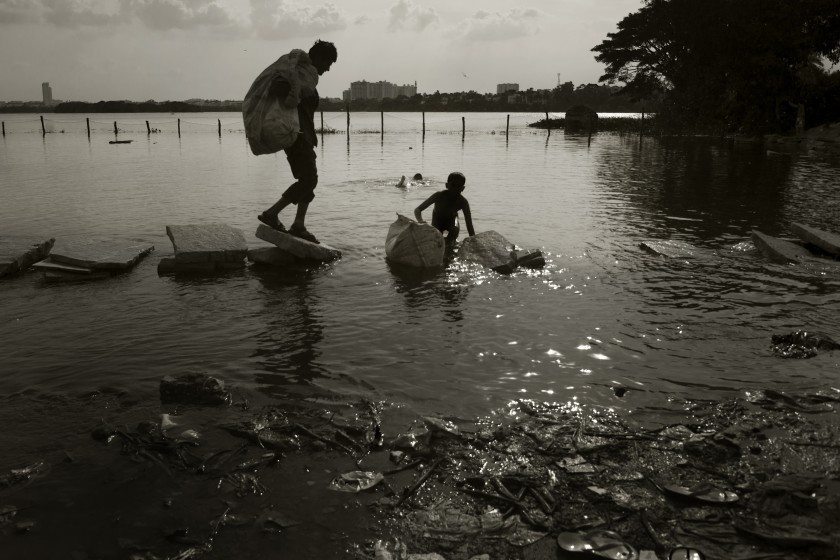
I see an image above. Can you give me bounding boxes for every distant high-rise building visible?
[497,83,519,94]
[348,80,417,101]
[42,82,53,105]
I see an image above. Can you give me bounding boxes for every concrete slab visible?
[248,245,298,267]
[44,270,110,283]
[639,240,695,258]
[166,224,247,265]
[791,223,840,257]
[255,224,341,262]
[49,240,154,270]
[458,230,516,271]
[0,236,55,278]
[751,231,814,264]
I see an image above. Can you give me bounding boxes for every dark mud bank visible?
[1,377,839,560]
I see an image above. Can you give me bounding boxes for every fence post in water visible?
[461,116,465,141]
[320,110,324,137]
[146,120,151,135]
[114,121,118,136]
[506,114,510,138]
[86,117,90,138]
[346,104,350,139]
[380,110,384,137]
[546,111,551,136]
[422,111,426,141]
[177,118,181,138]
[40,115,46,136]
[1,121,5,137]
[217,119,221,138]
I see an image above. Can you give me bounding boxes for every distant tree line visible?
[593,0,840,134]
[321,83,651,112]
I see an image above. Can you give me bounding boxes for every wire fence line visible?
[0,111,580,138]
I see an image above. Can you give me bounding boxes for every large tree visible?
[592,0,840,133]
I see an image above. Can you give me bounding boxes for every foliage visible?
[592,0,840,133]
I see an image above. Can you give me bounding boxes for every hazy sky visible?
[0,0,642,102]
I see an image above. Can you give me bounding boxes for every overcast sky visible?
[0,0,642,102]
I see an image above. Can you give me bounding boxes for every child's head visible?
[445,172,466,193]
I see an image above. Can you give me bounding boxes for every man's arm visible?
[414,193,437,222]
[269,77,298,108]
[462,200,475,236]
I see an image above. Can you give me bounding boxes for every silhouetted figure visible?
[414,172,475,242]
[257,40,337,244]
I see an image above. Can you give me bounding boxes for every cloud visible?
[127,0,241,31]
[353,14,368,25]
[388,0,437,32]
[460,8,542,41]
[41,0,125,27]
[0,0,42,24]
[250,0,346,40]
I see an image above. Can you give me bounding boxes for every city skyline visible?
[0,0,642,102]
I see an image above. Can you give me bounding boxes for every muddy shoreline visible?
[1,374,839,560]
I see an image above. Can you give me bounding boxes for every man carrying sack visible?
[243,40,338,244]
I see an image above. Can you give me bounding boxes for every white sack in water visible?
[385,214,445,268]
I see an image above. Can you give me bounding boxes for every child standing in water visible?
[414,172,475,241]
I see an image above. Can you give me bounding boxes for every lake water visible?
[1,111,839,416]
[1,112,839,557]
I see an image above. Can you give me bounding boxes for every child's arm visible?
[462,200,476,236]
[414,193,437,223]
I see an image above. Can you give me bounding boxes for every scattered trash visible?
[557,529,637,559]
[657,482,739,504]
[328,471,384,493]
[557,455,597,474]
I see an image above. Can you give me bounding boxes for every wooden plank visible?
[791,223,840,257]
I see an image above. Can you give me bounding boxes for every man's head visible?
[309,40,337,75]
[446,172,466,193]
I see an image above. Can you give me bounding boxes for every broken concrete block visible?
[791,223,840,257]
[0,236,55,279]
[248,246,298,267]
[255,224,341,263]
[49,240,154,270]
[639,239,695,258]
[157,257,176,274]
[160,374,231,406]
[165,224,247,265]
[751,231,813,264]
[458,231,516,271]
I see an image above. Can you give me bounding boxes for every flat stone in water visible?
[247,245,298,267]
[458,230,515,271]
[0,236,55,278]
[791,222,840,257]
[49,240,154,270]
[255,224,341,263]
[639,239,695,258]
[166,223,247,266]
[751,230,814,264]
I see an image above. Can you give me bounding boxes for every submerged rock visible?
[771,330,840,359]
[0,236,55,279]
[159,374,231,405]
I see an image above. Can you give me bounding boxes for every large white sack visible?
[242,49,318,155]
[385,214,445,268]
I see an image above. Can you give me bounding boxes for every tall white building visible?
[42,82,53,105]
